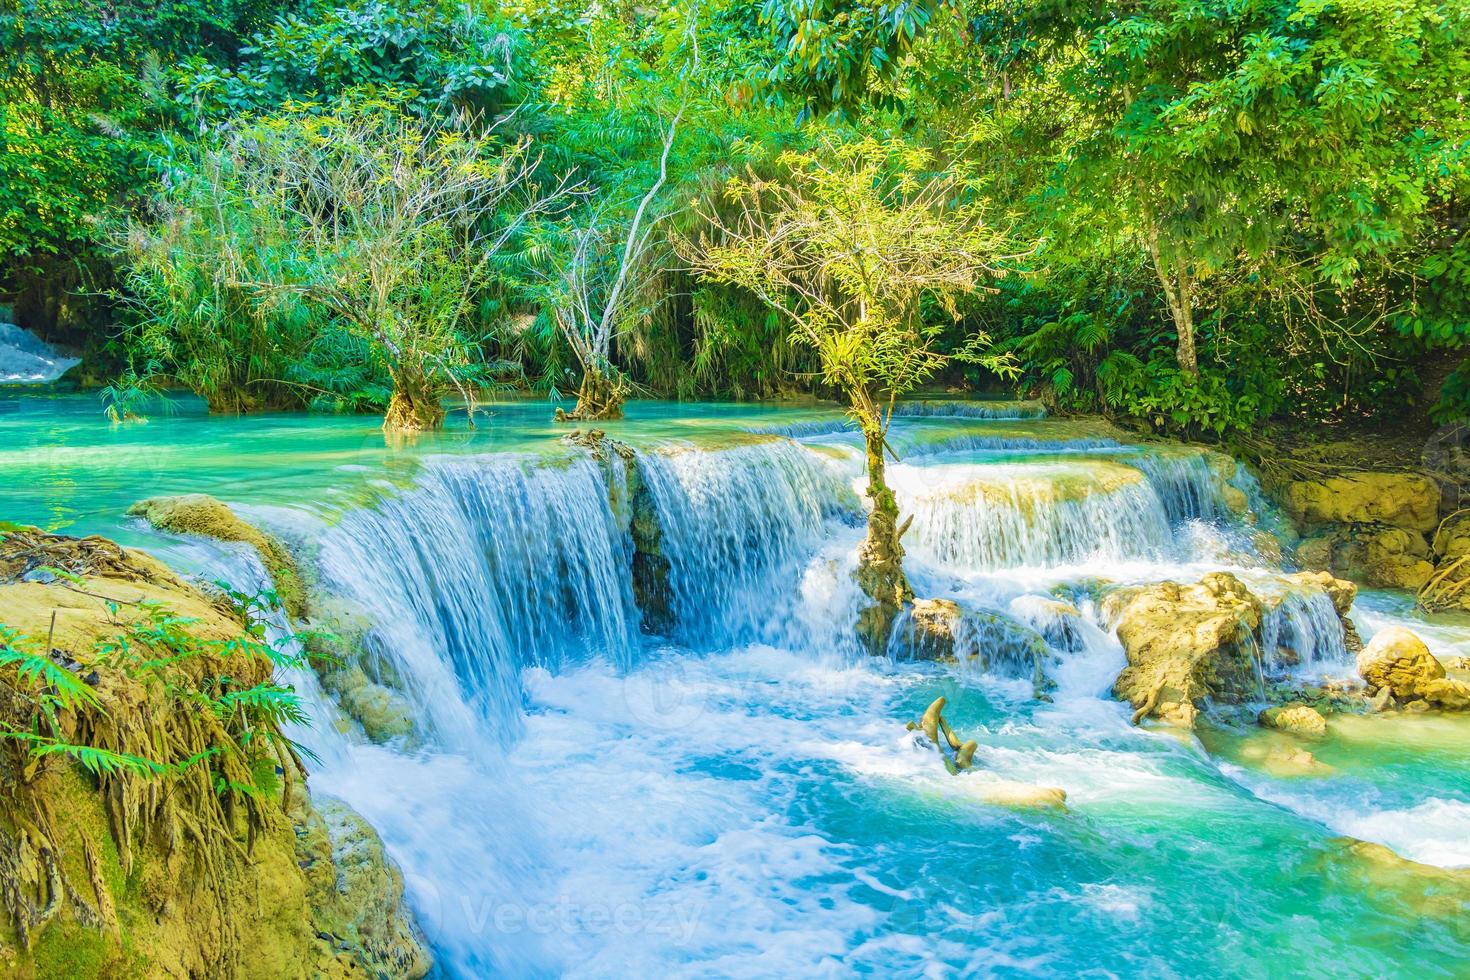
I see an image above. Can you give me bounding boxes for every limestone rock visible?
[976,781,1068,811]
[1295,524,1435,591]
[1106,572,1264,727]
[1327,837,1470,921]
[1262,744,1333,777]
[897,598,963,661]
[1221,483,1250,517]
[292,790,433,979]
[128,493,309,618]
[1281,471,1440,532]
[1432,511,1470,561]
[1258,703,1328,738]
[331,667,418,743]
[1357,627,1444,695]
[1357,627,1470,709]
[0,527,429,979]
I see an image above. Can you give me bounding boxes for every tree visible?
[548,6,702,422]
[688,139,1019,648]
[135,106,571,429]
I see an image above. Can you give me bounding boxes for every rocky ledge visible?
[0,525,429,979]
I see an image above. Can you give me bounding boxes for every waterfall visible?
[890,399,1046,420]
[0,321,79,384]
[1260,588,1350,674]
[316,453,640,745]
[1126,451,1223,523]
[890,458,1177,569]
[632,439,850,646]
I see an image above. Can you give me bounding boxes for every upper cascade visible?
[891,457,1179,570]
[0,321,79,383]
[890,398,1047,420]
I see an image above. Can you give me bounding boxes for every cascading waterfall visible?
[1260,587,1350,673]
[1125,451,1223,524]
[890,399,1047,420]
[633,440,850,646]
[316,453,640,744]
[890,458,1177,569]
[0,321,79,383]
[10,389,1470,975]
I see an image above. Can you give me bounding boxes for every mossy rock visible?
[127,494,309,620]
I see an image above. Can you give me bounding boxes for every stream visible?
[2,391,1467,977]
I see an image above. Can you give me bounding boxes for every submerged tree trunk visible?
[854,425,914,656]
[383,372,446,432]
[554,368,625,422]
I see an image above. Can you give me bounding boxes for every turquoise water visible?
[2,391,1467,977]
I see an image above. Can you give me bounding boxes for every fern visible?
[215,683,310,727]
[0,626,102,713]
[3,733,166,778]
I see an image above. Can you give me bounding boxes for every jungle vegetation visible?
[1,0,1466,436]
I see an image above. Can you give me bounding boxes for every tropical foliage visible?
[0,0,1466,434]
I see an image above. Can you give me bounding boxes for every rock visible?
[1295,524,1435,591]
[128,493,309,619]
[976,781,1068,811]
[1419,677,1470,710]
[1357,627,1470,709]
[1357,627,1444,696]
[1221,483,1250,516]
[1327,837,1470,920]
[333,668,418,743]
[1258,703,1328,738]
[0,527,430,979]
[1281,471,1440,532]
[897,598,963,661]
[1431,511,1470,561]
[1262,744,1333,777]
[1367,686,1394,712]
[1105,572,1264,728]
[291,790,433,979]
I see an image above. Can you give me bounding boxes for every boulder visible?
[292,792,432,979]
[1105,572,1264,728]
[1258,703,1328,738]
[1431,511,1470,561]
[1357,627,1470,709]
[1295,524,1435,591]
[976,781,1068,811]
[896,598,963,661]
[1281,471,1440,532]
[1261,744,1333,777]
[1220,483,1251,517]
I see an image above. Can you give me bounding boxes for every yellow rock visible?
[1258,703,1328,738]
[1356,627,1466,710]
[977,781,1068,811]
[1282,471,1440,532]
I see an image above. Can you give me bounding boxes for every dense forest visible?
[3,0,1467,436]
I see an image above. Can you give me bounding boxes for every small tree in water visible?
[690,140,1020,649]
[265,109,572,430]
[549,11,699,423]
[137,106,570,431]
